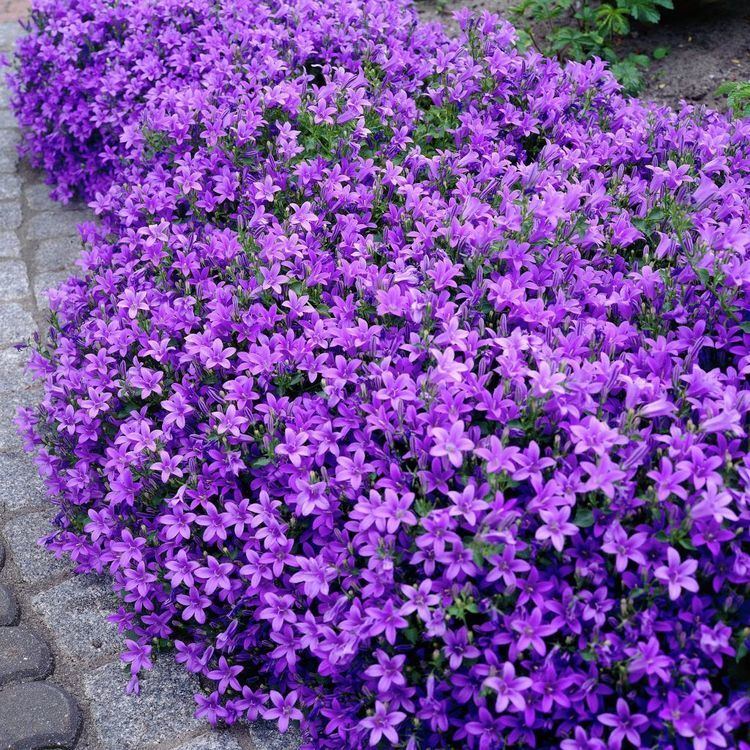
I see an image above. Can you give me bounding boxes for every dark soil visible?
[621,0,750,109]
[415,0,750,111]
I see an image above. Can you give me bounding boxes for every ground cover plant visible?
[718,80,750,119]
[511,0,672,93]
[9,0,750,748]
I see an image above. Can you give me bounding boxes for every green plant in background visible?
[717,81,750,118]
[512,0,671,93]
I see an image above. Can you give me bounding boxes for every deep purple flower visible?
[121,639,152,673]
[263,690,303,733]
[359,701,407,746]
[675,707,729,750]
[601,523,648,572]
[10,0,750,747]
[364,651,407,693]
[429,422,475,467]
[654,547,699,600]
[511,607,558,656]
[536,506,578,552]
[482,662,531,713]
[599,699,648,749]
[561,727,606,750]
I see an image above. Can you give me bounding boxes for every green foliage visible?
[717,80,750,118]
[512,0,673,94]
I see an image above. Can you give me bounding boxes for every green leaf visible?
[574,508,595,528]
[610,54,648,95]
[717,80,750,118]
[596,6,630,38]
[404,627,419,645]
[581,647,597,662]
[677,536,696,551]
[620,0,665,23]
[653,46,669,60]
[736,639,748,663]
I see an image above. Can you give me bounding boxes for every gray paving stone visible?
[32,271,69,310]
[0,110,16,129]
[0,230,21,258]
[0,584,19,626]
[24,184,85,214]
[0,303,35,347]
[0,151,17,177]
[244,722,301,750]
[174,733,244,750]
[26,211,87,241]
[0,389,35,456]
[1,510,70,584]
[0,347,34,393]
[0,131,19,151]
[0,201,21,231]
[33,576,123,666]
[0,260,30,300]
[0,151,17,175]
[84,660,203,750]
[0,681,80,750]
[0,454,46,512]
[0,539,4,569]
[23,183,54,213]
[34,236,82,273]
[0,173,21,202]
[0,22,24,53]
[0,626,52,685]
[0,427,24,457]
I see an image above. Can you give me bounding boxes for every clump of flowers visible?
[10,0,750,748]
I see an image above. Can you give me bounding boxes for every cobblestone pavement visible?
[0,1,27,24]
[0,20,297,750]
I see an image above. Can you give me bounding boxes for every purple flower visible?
[442,626,480,670]
[483,662,532,712]
[675,707,728,750]
[121,639,152,673]
[231,687,267,721]
[10,0,750,746]
[195,691,228,725]
[275,428,312,468]
[195,556,234,595]
[561,727,606,750]
[400,580,439,621]
[511,607,558,656]
[366,600,408,646]
[626,637,671,683]
[364,650,407,693]
[654,547,699,600]
[206,656,243,694]
[429,422,475,467]
[580,456,626,499]
[359,701,407,746]
[601,523,647,572]
[259,593,297,631]
[262,690,303,733]
[176,588,210,624]
[599,699,648,749]
[535,506,578,552]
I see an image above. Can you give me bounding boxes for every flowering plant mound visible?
[10,0,750,748]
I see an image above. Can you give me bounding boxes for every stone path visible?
[0,19,296,750]
[0,1,27,24]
